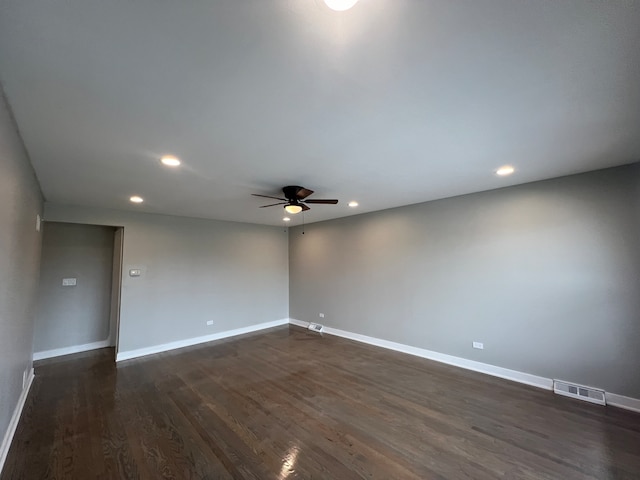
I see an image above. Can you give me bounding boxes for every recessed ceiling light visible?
[283,217,291,222]
[129,195,144,203]
[324,0,359,11]
[160,155,181,167]
[495,165,515,176]
[348,201,359,207]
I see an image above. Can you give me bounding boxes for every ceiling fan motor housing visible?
[282,185,305,200]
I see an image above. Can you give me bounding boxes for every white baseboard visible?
[301,321,551,390]
[33,339,111,361]
[289,319,640,413]
[0,368,34,474]
[289,318,309,328]
[116,318,290,362]
[606,393,640,413]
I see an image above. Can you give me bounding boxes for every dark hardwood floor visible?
[3,325,640,479]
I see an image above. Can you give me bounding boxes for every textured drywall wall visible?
[0,89,42,451]
[290,164,640,398]
[43,205,289,354]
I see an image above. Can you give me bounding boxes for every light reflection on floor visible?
[279,445,300,479]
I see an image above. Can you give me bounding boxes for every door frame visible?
[109,227,124,357]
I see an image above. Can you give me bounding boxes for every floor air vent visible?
[553,380,606,406]
[308,323,324,333]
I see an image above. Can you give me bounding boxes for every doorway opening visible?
[33,222,124,361]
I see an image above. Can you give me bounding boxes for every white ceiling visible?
[1,0,639,226]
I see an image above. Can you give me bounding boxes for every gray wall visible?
[289,164,640,398]
[0,90,42,446]
[34,223,115,353]
[44,205,289,354]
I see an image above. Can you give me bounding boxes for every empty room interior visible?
[1,0,639,478]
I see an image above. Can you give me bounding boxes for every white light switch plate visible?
[129,269,142,277]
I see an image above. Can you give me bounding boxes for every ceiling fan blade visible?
[304,199,339,204]
[252,194,287,201]
[259,202,287,208]
[296,187,314,200]
[301,204,311,212]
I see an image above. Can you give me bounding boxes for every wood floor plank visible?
[2,325,640,479]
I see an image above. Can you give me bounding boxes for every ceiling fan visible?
[252,186,338,214]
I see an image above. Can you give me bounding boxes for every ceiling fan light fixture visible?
[323,0,359,11]
[285,204,303,214]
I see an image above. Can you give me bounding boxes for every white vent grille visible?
[553,380,606,406]
[308,323,324,333]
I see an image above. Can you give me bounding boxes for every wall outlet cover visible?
[62,278,77,286]
[472,341,484,350]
